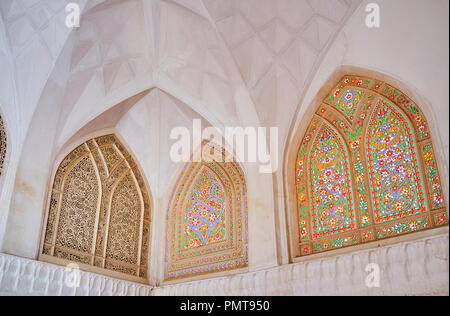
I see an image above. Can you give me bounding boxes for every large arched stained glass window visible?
[41,134,151,282]
[296,75,448,256]
[165,140,248,280]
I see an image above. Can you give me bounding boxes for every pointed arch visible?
[164,140,248,281]
[41,134,151,282]
[293,74,448,257]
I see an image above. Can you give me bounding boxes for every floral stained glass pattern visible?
[335,89,363,118]
[185,169,226,248]
[308,124,355,238]
[422,144,445,210]
[296,75,448,257]
[165,140,248,280]
[366,100,425,223]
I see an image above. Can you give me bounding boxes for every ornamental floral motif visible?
[185,169,226,248]
[308,124,355,238]
[336,89,363,118]
[165,141,248,280]
[366,100,425,222]
[296,75,448,257]
[422,144,445,209]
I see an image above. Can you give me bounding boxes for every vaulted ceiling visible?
[0,0,361,153]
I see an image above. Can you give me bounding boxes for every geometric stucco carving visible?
[203,0,361,129]
[41,134,151,282]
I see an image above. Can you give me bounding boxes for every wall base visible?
[1,231,448,296]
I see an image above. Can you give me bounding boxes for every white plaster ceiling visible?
[202,0,360,139]
[0,0,361,153]
[0,0,89,141]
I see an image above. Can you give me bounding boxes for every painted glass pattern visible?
[165,140,248,280]
[185,169,226,248]
[296,75,448,256]
[308,124,355,239]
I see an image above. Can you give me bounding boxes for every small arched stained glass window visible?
[296,75,448,256]
[165,140,248,281]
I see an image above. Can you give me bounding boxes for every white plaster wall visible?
[153,231,449,296]
[0,252,153,296]
[1,230,447,296]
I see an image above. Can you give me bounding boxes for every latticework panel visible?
[296,75,448,256]
[0,114,6,177]
[42,135,151,281]
[165,140,248,281]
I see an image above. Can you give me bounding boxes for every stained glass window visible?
[296,75,448,256]
[42,134,151,281]
[165,140,248,280]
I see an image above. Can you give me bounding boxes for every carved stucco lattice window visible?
[295,75,448,256]
[0,114,6,177]
[165,140,248,281]
[42,134,151,281]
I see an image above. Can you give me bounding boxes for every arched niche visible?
[164,140,248,281]
[287,72,448,259]
[40,134,152,283]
